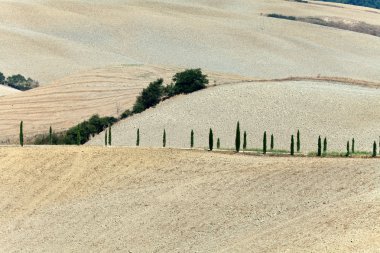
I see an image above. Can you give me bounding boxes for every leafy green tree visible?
[235,122,241,152]
[290,135,295,156]
[19,121,24,147]
[352,138,355,153]
[209,128,214,151]
[270,134,274,150]
[136,129,140,146]
[317,136,322,157]
[243,131,247,150]
[133,79,164,113]
[172,69,209,95]
[323,137,327,154]
[191,130,194,148]
[163,129,166,147]
[297,130,301,152]
[0,72,5,84]
[263,131,267,154]
[49,126,53,145]
[373,141,377,157]
[217,138,220,149]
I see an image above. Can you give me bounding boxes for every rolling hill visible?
[0,85,19,97]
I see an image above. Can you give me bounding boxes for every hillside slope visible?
[0,0,379,83]
[88,80,380,152]
[0,64,248,143]
[0,85,19,97]
[0,147,379,252]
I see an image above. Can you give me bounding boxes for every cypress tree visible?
[108,125,112,146]
[263,131,267,154]
[317,136,322,157]
[243,131,247,150]
[209,128,213,151]
[373,141,377,157]
[19,121,24,147]
[190,130,194,148]
[290,135,294,156]
[105,130,107,146]
[323,137,327,154]
[346,141,350,157]
[163,129,166,147]
[217,138,220,149]
[297,130,300,152]
[136,128,140,146]
[352,138,355,154]
[270,134,274,150]
[76,126,81,146]
[49,126,53,145]
[235,121,241,152]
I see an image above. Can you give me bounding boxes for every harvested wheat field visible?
[0,0,380,83]
[88,80,380,152]
[0,146,378,252]
[0,64,247,143]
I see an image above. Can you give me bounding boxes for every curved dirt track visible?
[0,0,380,83]
[88,80,380,152]
[0,64,247,143]
[0,146,379,252]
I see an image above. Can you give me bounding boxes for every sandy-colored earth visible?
[0,85,19,97]
[0,0,379,84]
[0,64,248,143]
[0,146,378,252]
[88,80,380,152]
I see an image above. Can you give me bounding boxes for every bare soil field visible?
[0,64,247,143]
[0,0,379,83]
[0,85,19,97]
[88,80,380,152]
[0,146,378,252]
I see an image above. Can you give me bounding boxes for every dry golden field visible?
[0,146,379,252]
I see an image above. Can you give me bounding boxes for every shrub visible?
[263,131,267,154]
[290,135,295,156]
[271,134,274,150]
[136,129,140,146]
[217,138,220,149]
[373,141,377,157]
[191,130,194,148]
[235,122,241,152]
[209,128,214,151]
[120,109,132,120]
[19,121,24,147]
[317,136,322,157]
[171,69,208,95]
[297,130,301,152]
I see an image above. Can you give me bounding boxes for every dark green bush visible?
[171,69,208,95]
[133,79,164,113]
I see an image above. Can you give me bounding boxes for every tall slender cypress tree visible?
[49,126,53,145]
[19,121,24,147]
[373,141,377,157]
[323,137,327,154]
[209,128,213,151]
[217,138,220,149]
[243,131,247,150]
[352,138,355,154]
[270,134,274,150]
[108,125,112,146]
[263,131,267,154]
[163,129,166,147]
[105,130,107,146]
[346,141,350,157]
[235,122,241,152]
[317,136,322,157]
[290,135,294,156]
[136,128,140,146]
[297,130,300,152]
[191,130,194,148]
